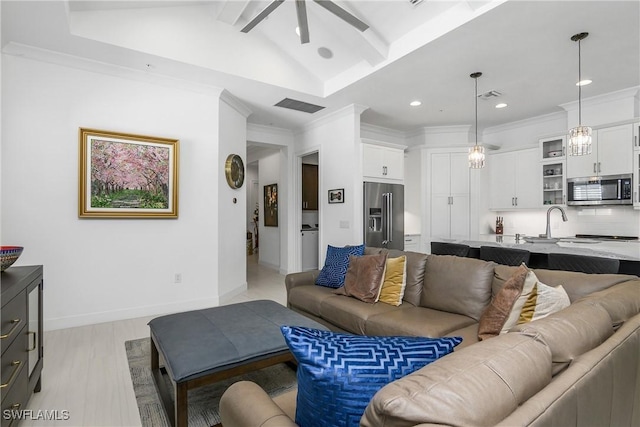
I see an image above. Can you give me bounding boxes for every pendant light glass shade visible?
[469,72,485,169]
[468,144,485,168]
[568,32,592,156]
[568,125,592,155]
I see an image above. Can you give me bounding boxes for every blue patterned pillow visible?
[281,326,462,427]
[315,244,365,288]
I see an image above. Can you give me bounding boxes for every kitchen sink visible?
[523,237,559,244]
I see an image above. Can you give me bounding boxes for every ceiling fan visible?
[241,0,369,44]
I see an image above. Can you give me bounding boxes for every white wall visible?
[258,152,281,270]
[217,94,250,302]
[2,55,246,330]
[298,106,366,264]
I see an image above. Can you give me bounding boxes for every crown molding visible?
[298,104,369,134]
[559,86,640,111]
[220,89,252,118]
[483,111,566,135]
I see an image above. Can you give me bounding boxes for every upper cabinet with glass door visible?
[540,136,567,206]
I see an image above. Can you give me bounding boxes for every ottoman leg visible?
[151,334,180,427]
[175,381,188,427]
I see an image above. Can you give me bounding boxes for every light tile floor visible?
[21,254,286,427]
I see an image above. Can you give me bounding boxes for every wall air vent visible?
[478,90,502,100]
[408,0,424,5]
[274,98,325,114]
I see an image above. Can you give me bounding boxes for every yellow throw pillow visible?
[378,256,407,306]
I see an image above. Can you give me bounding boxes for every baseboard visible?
[219,282,248,305]
[259,259,280,271]
[44,296,220,331]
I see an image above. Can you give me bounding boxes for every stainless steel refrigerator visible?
[363,182,404,250]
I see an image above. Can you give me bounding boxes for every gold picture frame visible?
[79,128,179,218]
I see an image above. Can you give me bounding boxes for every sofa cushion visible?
[421,255,495,321]
[288,285,337,317]
[281,326,462,427]
[319,294,402,334]
[578,280,640,327]
[365,306,475,338]
[337,253,388,303]
[315,244,364,288]
[532,269,635,302]
[514,300,614,375]
[378,255,407,306]
[361,332,552,427]
[478,264,529,340]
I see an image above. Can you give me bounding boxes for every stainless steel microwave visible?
[567,174,633,206]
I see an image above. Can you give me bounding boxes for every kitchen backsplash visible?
[302,211,319,227]
[488,206,640,238]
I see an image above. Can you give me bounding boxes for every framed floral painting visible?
[78,128,179,218]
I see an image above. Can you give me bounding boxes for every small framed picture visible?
[328,188,344,204]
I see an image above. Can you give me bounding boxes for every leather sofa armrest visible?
[285,270,320,293]
[220,381,298,427]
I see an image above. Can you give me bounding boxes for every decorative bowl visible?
[1,246,24,272]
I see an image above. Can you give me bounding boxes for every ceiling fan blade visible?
[312,0,369,32]
[295,0,310,44]
[241,0,285,33]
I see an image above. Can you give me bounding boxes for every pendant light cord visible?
[578,38,582,126]
[475,76,478,146]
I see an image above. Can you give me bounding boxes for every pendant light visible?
[469,72,485,168]
[568,32,592,156]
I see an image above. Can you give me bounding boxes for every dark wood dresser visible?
[1,266,43,427]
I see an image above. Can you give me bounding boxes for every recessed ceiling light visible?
[576,79,592,86]
[495,103,508,109]
[410,100,422,107]
[317,47,333,59]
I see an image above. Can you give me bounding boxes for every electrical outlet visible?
[174,273,182,284]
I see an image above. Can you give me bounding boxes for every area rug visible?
[125,337,297,427]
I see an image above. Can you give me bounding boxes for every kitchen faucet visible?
[545,206,568,239]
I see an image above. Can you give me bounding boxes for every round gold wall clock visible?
[224,154,245,189]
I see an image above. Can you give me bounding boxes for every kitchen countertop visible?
[431,234,640,261]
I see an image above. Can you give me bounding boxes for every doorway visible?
[301,152,319,271]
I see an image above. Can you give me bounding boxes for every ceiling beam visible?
[217,0,251,26]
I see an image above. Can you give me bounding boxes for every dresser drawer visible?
[1,325,27,404]
[1,291,26,355]
[0,361,27,427]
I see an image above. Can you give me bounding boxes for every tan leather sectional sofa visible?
[220,248,640,426]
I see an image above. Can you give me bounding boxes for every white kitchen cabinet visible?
[363,143,404,182]
[404,234,421,252]
[489,148,540,210]
[430,152,470,240]
[540,136,567,206]
[567,123,634,178]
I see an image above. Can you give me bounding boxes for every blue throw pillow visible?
[315,244,365,288]
[281,326,462,427]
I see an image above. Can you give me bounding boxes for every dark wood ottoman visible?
[148,299,326,427]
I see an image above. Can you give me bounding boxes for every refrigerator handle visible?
[388,192,393,242]
[381,193,388,244]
